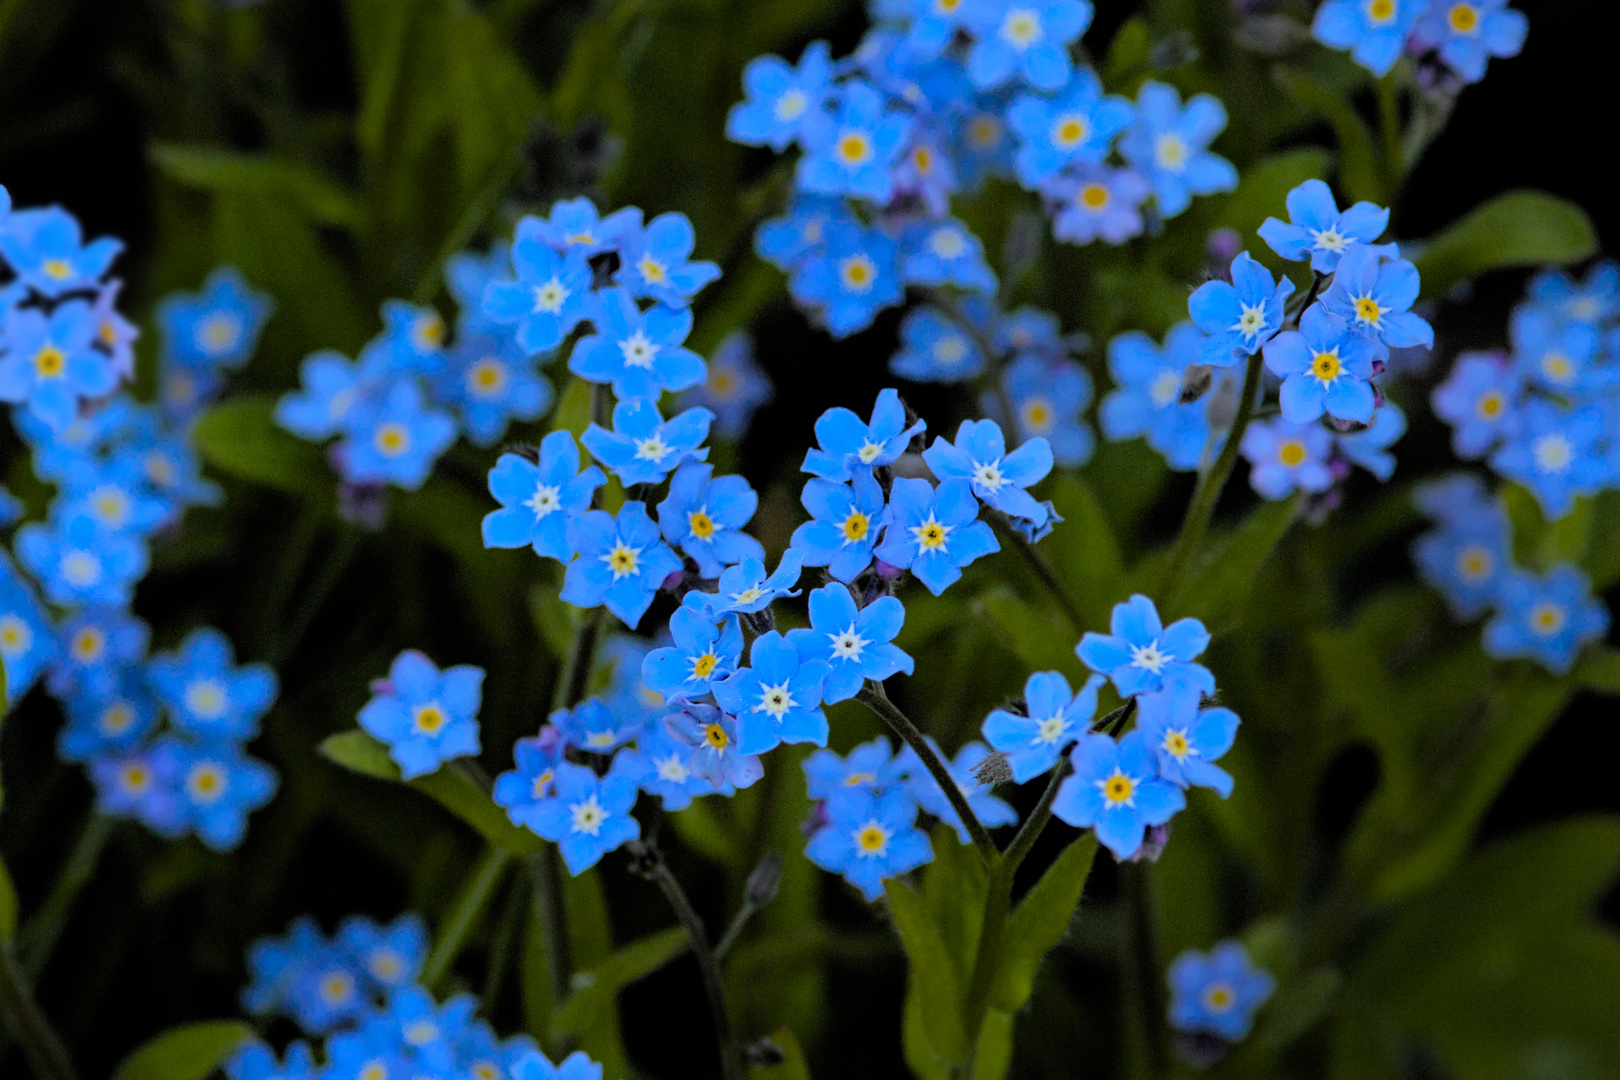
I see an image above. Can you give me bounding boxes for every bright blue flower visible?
[790,221,903,338]
[893,0,977,58]
[157,265,273,369]
[483,224,594,355]
[953,103,1017,190]
[147,736,279,851]
[526,756,645,875]
[511,1050,605,1080]
[0,484,23,527]
[1007,69,1132,186]
[656,463,763,577]
[727,41,834,150]
[962,0,1093,91]
[1526,262,1620,327]
[1411,0,1526,82]
[561,502,684,629]
[130,418,224,509]
[528,197,642,257]
[446,242,513,333]
[1336,400,1407,481]
[899,739,1019,843]
[1053,730,1185,860]
[680,331,772,438]
[1077,594,1215,699]
[1134,686,1239,797]
[898,218,998,292]
[664,702,764,790]
[226,1041,318,1080]
[482,432,606,562]
[1169,941,1276,1041]
[433,327,552,447]
[804,387,925,482]
[873,477,999,595]
[0,554,57,698]
[88,746,174,834]
[1240,418,1335,499]
[806,785,933,900]
[1046,165,1150,245]
[1483,565,1609,674]
[598,636,669,728]
[581,397,712,487]
[1510,304,1604,394]
[46,606,147,700]
[357,649,484,779]
[713,632,831,755]
[337,912,428,994]
[58,675,160,762]
[642,604,744,702]
[1432,350,1522,458]
[683,550,805,619]
[1100,323,1214,471]
[557,697,652,755]
[0,301,119,431]
[1312,0,1423,75]
[569,289,707,401]
[275,350,370,442]
[1488,400,1607,518]
[891,306,986,383]
[0,206,122,297]
[614,212,722,308]
[755,196,858,273]
[1119,81,1236,218]
[791,467,888,582]
[923,418,1054,525]
[787,583,913,703]
[374,300,449,375]
[992,354,1094,466]
[495,728,570,827]
[15,513,148,608]
[339,379,457,491]
[1414,471,1499,524]
[1319,246,1434,353]
[1413,493,1511,620]
[378,987,480,1070]
[1188,252,1293,368]
[797,80,913,203]
[242,918,370,1034]
[1263,303,1381,424]
[1258,179,1391,273]
[982,670,1106,783]
[803,736,907,799]
[321,1023,410,1080]
[623,721,720,810]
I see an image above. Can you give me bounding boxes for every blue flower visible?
[56,454,173,538]
[665,702,765,791]
[1188,252,1293,368]
[1487,400,1607,518]
[0,555,58,699]
[554,698,643,760]
[1526,262,1619,327]
[614,212,722,308]
[953,103,1017,189]
[581,397,712,487]
[726,41,834,151]
[512,1050,606,1080]
[0,301,119,431]
[891,129,961,218]
[1076,594,1215,699]
[1006,68,1132,185]
[680,331,773,439]
[891,0,976,58]
[1052,730,1185,860]
[1134,687,1239,797]
[890,306,986,383]
[1100,323,1214,471]
[1258,179,1391,273]
[226,1042,318,1080]
[803,387,926,481]
[1336,400,1407,481]
[157,265,273,369]
[1413,494,1511,620]
[148,737,279,851]
[58,675,160,762]
[47,606,148,700]
[242,918,370,1034]
[337,912,427,993]
[357,650,484,779]
[1483,565,1609,674]
[495,728,570,827]
[275,350,369,441]
[568,289,707,400]
[993,354,1095,465]
[0,205,122,297]
[683,550,805,619]
[806,785,933,900]
[561,502,684,629]
[1411,0,1526,82]
[982,670,1105,783]
[1239,418,1335,500]
[446,242,513,333]
[1432,351,1522,458]
[1168,941,1276,1041]
[755,196,857,273]
[790,221,903,338]
[873,477,999,595]
[791,467,888,583]
[91,280,140,384]
[528,197,642,257]
[1262,303,1381,424]
[787,583,913,703]
[16,513,148,607]
[962,0,1093,91]
[527,756,644,874]
[656,463,763,577]
[923,418,1054,525]
[1045,166,1151,245]
[340,379,457,491]
[482,225,594,354]
[88,746,172,833]
[900,740,1019,844]
[642,604,744,703]
[898,218,998,292]
[1319,246,1434,353]
[622,721,720,810]
[482,432,606,562]
[1312,0,1423,75]
[713,632,831,755]
[374,300,449,375]
[433,327,552,447]
[1509,304,1604,394]
[797,79,913,202]
[803,736,907,799]
[997,306,1065,356]
[1118,81,1236,218]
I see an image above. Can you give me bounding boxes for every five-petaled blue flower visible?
[568,288,707,401]
[337,912,428,993]
[433,328,552,447]
[494,728,569,828]
[1118,81,1237,218]
[1134,686,1239,797]
[1431,351,1522,458]
[482,223,594,354]
[1077,594,1215,698]
[656,462,764,577]
[1188,252,1293,368]
[339,379,457,491]
[528,197,642,257]
[982,670,1106,783]
[890,306,986,383]
[614,212,722,308]
[1335,400,1407,481]
[1487,400,1606,519]
[1006,68,1132,185]
[787,583,914,703]
[561,502,684,629]
[898,219,999,293]
[805,786,934,901]
[357,649,484,779]
[804,387,926,481]
[1258,179,1391,274]
[1100,323,1214,471]
[873,477,1000,595]
[581,397,713,487]
[149,737,280,852]
[47,606,149,700]
[683,550,805,619]
[922,418,1054,527]
[624,722,718,810]
[1312,0,1424,76]
[1239,418,1334,500]
[790,222,903,339]
[1319,246,1434,353]
[482,431,606,562]
[642,604,744,702]
[15,511,147,608]
[963,0,1094,91]
[0,205,123,297]
[1168,941,1276,1041]
[791,466,889,582]
[725,41,833,151]
[992,354,1096,466]
[665,702,765,791]
[713,631,831,755]
[157,265,274,370]
[1412,492,1511,620]
[1262,303,1381,424]
[555,698,645,754]
[798,80,913,203]
[0,301,119,432]
[804,736,907,799]
[1482,565,1609,674]
[527,757,644,875]
[1053,730,1185,860]
[1046,166,1151,246]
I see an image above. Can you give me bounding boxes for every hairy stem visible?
[856,682,998,863]
[989,512,1085,630]
[421,847,514,992]
[1124,861,1170,1079]
[18,812,115,980]
[0,945,77,1080]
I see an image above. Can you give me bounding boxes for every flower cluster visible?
[1311,0,1527,82]
[0,186,281,851]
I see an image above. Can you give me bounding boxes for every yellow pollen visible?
[414,704,447,733]
[1278,440,1307,467]
[1022,398,1053,432]
[857,825,887,852]
[101,702,135,734]
[710,371,735,395]
[841,511,870,541]
[375,423,409,456]
[1447,2,1477,31]
[1163,730,1190,759]
[704,723,729,750]
[1080,183,1110,210]
[320,972,353,1004]
[840,255,875,291]
[531,769,554,798]
[689,511,716,539]
[970,117,999,147]
[608,545,637,574]
[1367,0,1396,23]
[1458,545,1492,581]
[358,1062,387,1080]
[692,653,718,679]
[1054,117,1086,147]
[1103,773,1134,804]
[1205,983,1236,1011]
[837,133,872,165]
[34,346,66,378]
[100,320,119,345]
[1542,352,1573,381]
[73,628,104,660]
[415,316,445,348]
[1531,602,1566,635]
[469,359,506,394]
[1354,296,1382,324]
[1311,351,1342,381]
[913,146,933,172]
[42,259,73,280]
[638,254,667,283]
[1477,390,1504,418]
[121,764,150,791]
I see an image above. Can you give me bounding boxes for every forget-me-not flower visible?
[790,222,903,338]
[562,502,684,629]
[554,698,645,754]
[1118,81,1237,218]
[1006,68,1132,186]
[665,702,765,790]
[1487,400,1606,519]
[682,550,804,619]
[0,205,122,297]
[872,477,1000,595]
[899,739,1019,844]
[1312,0,1423,75]
[623,722,719,810]
[1240,418,1335,500]
[0,301,120,432]
[680,331,772,439]
[528,197,641,257]
[993,354,1095,466]
[891,306,986,383]
[805,786,934,901]
[1188,252,1293,368]
[614,213,722,308]
[339,379,457,491]
[494,729,570,828]
[787,583,914,703]
[1413,496,1511,620]
[1320,246,1434,353]
[1432,351,1522,458]
[1482,565,1609,674]
[1410,0,1527,82]
[1100,323,1214,471]
[433,328,552,447]
[641,604,744,702]
[1077,594,1215,698]
[962,0,1093,91]
[581,397,712,487]
[803,737,907,799]
[803,388,926,480]
[713,631,831,755]
[1263,303,1381,424]
[482,433,606,561]
[47,606,149,700]
[1046,166,1151,246]
[726,41,834,151]
[1168,941,1276,1041]
[357,650,484,779]
[1335,400,1407,481]
[791,467,889,583]
[157,266,273,370]
[982,670,1106,782]
[568,289,707,400]
[1258,179,1391,273]
[898,218,998,292]
[656,462,763,577]
[922,418,1054,524]
[482,225,593,355]
[1134,686,1239,797]
[1052,730,1185,860]
[798,80,913,203]
[16,512,148,607]
[149,737,279,851]
[527,758,644,875]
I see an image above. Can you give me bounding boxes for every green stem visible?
[0,944,77,1080]
[269,525,361,667]
[1124,861,1170,1079]
[421,847,514,992]
[856,683,998,863]
[1157,349,1265,603]
[17,813,115,980]
[989,512,1085,630]
[1375,70,1403,201]
[526,850,574,1011]
[552,607,603,714]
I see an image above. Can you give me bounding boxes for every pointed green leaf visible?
[1412,191,1597,300]
[991,834,1097,1012]
[1274,68,1382,204]
[553,927,690,1034]
[192,396,331,496]
[152,145,362,227]
[112,1021,254,1080]
[887,878,967,1061]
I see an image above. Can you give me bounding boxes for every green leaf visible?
[991,834,1097,1012]
[887,878,967,1062]
[667,797,742,866]
[563,867,632,1078]
[1166,496,1299,628]
[974,587,1086,681]
[1102,18,1152,88]
[1577,649,1620,697]
[1584,490,1620,589]
[1044,476,1124,631]
[152,145,362,227]
[1274,68,1382,204]
[0,856,16,941]
[553,926,689,1034]
[1412,190,1597,300]
[112,1021,254,1080]
[192,396,331,496]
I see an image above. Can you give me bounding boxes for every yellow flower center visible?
[1477,390,1504,418]
[857,824,888,853]
[841,511,870,542]
[1457,545,1492,581]
[1531,602,1566,636]
[188,763,226,801]
[913,146,934,173]
[912,516,949,552]
[1053,116,1087,148]
[1162,729,1190,760]
[321,972,355,1005]
[34,345,67,379]
[1155,133,1188,170]
[774,89,807,122]
[638,253,667,284]
[0,617,27,654]
[1002,9,1041,47]
[468,359,506,396]
[1541,352,1573,382]
[73,627,105,661]
[1447,2,1477,32]
[969,116,1000,148]
[1204,982,1236,1011]
[1102,772,1135,806]
[186,680,227,719]
[1022,398,1054,433]
[1080,183,1110,210]
[42,259,73,280]
[200,315,240,351]
[836,133,873,166]
[605,543,639,577]
[414,314,445,350]
[375,423,410,457]
[692,653,718,679]
[688,510,716,539]
[839,254,876,292]
[100,702,136,734]
[357,1062,387,1080]
[1367,0,1396,24]
[1311,351,1342,381]
[121,763,151,792]
[1354,296,1382,325]
[414,703,447,734]
[1278,440,1307,466]
[704,723,729,750]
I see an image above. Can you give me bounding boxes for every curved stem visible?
[0,945,77,1080]
[856,682,998,863]
[18,812,114,980]
[422,847,514,992]
[989,512,1085,630]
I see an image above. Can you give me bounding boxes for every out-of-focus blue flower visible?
[1413,492,1511,619]
[1336,401,1407,481]
[1263,304,1381,424]
[0,555,58,699]
[88,746,174,832]
[642,605,744,702]
[1188,252,1293,368]
[581,397,712,487]
[1045,166,1150,245]
[357,650,484,779]
[339,379,456,491]
[891,306,986,383]
[788,583,913,703]
[804,736,907,799]
[91,281,140,383]
[726,41,834,151]
[713,631,830,755]
[680,332,772,438]
[873,477,999,595]
[1432,351,1522,458]
[1526,262,1619,327]
[665,702,765,790]
[656,463,763,577]
[556,696,648,755]
[1240,418,1335,500]
[923,418,1054,524]
[57,454,172,538]
[1312,0,1423,75]
[47,606,147,700]
[226,1041,318,1080]
[623,722,716,810]
[275,350,369,442]
[561,502,684,629]
[1169,941,1276,1041]
[992,354,1095,466]
[995,304,1066,357]
[0,205,122,297]
[568,288,707,401]
[806,786,933,900]
[953,104,1017,190]
[58,675,159,762]
[1100,323,1213,471]
[0,301,120,431]
[242,918,370,1035]
[1258,180,1390,273]
[1483,565,1609,674]
[482,432,605,562]
[16,513,148,608]
[890,131,961,218]
[1119,81,1236,218]
[1077,594,1215,699]
[1488,400,1607,519]
[158,266,273,370]
[982,670,1105,783]
[338,912,428,994]
[804,387,925,480]
[148,737,279,851]
[495,728,569,828]
[615,212,722,308]
[1006,68,1131,186]
[1510,305,1604,394]
[756,196,857,273]
[527,757,645,874]
[683,550,805,619]
[1320,247,1434,353]
[1414,471,1498,523]
[1410,0,1527,82]
[446,242,513,333]
[483,225,594,355]
[790,221,903,338]
[373,300,448,375]
[900,739,1019,843]
[511,1049,606,1080]
[898,218,998,292]
[528,197,641,257]
[1053,730,1185,860]
[1134,686,1239,797]
[798,80,913,202]
[791,467,888,583]
[962,0,1093,91]
[433,328,551,447]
